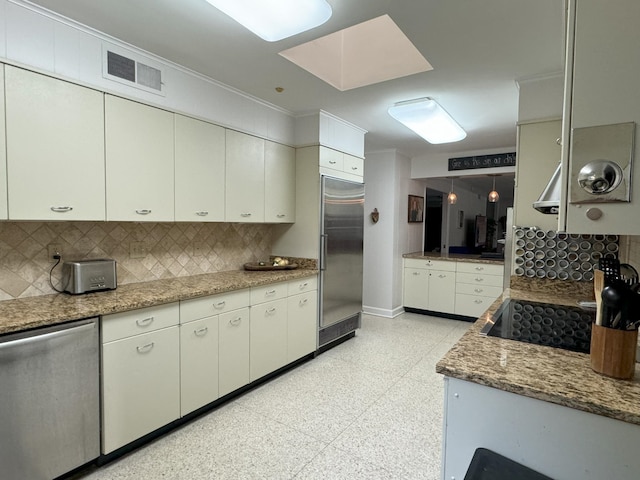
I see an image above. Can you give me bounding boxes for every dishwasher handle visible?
[0,319,96,350]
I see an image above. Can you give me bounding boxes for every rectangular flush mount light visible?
[205,0,332,42]
[388,97,466,144]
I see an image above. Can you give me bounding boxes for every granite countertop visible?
[403,251,504,265]
[0,268,318,336]
[436,282,640,426]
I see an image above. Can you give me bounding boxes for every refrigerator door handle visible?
[320,234,328,271]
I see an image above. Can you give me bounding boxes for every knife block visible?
[590,324,638,379]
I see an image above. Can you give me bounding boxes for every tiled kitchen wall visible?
[0,221,274,300]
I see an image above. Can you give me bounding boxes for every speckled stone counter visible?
[403,251,504,265]
[436,286,640,426]
[0,268,318,335]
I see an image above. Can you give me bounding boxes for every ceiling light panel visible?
[205,0,332,42]
[279,15,432,91]
[388,98,466,144]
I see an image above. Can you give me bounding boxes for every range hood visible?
[533,164,561,214]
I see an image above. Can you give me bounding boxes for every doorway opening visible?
[424,188,443,253]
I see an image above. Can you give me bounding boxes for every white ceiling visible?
[26,0,564,186]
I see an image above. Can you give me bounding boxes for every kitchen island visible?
[436,277,640,480]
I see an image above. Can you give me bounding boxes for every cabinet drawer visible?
[405,258,456,271]
[456,262,504,276]
[456,272,503,287]
[455,294,497,318]
[343,154,364,176]
[102,303,179,343]
[250,282,288,305]
[288,276,318,295]
[319,148,343,171]
[180,289,250,323]
[455,283,503,298]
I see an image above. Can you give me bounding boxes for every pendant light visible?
[488,177,500,203]
[447,178,458,205]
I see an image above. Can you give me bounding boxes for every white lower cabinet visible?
[403,259,456,314]
[250,298,288,381]
[454,262,504,318]
[218,307,251,397]
[287,290,318,363]
[101,303,181,454]
[180,316,219,416]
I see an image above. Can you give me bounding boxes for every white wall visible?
[0,0,295,145]
[363,150,421,318]
[516,72,564,123]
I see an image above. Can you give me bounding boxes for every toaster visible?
[62,259,117,294]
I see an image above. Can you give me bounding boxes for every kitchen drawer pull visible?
[329,160,337,165]
[136,342,154,354]
[351,166,358,171]
[438,274,446,278]
[240,213,252,217]
[413,272,420,276]
[194,327,208,337]
[229,317,242,326]
[276,214,286,218]
[265,289,276,296]
[474,277,484,282]
[266,307,277,315]
[474,288,484,293]
[299,298,308,306]
[214,301,226,309]
[195,211,209,216]
[474,299,484,304]
[136,209,152,215]
[50,206,73,213]
[136,316,154,327]
[299,282,308,290]
[475,266,485,271]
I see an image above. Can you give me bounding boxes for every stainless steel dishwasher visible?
[0,318,100,480]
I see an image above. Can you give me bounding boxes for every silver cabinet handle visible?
[194,327,208,337]
[265,289,276,296]
[438,274,446,278]
[50,206,73,213]
[474,288,484,293]
[329,160,337,164]
[266,307,277,315]
[229,316,242,326]
[299,298,308,307]
[474,299,483,304]
[136,316,154,327]
[214,301,226,309]
[298,282,308,290]
[137,342,154,353]
[413,272,420,276]
[240,213,252,217]
[475,266,485,271]
[136,209,152,215]
[276,214,286,218]
[475,277,484,282]
[351,166,358,171]
[196,211,209,216]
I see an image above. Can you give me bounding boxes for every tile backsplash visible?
[0,221,274,300]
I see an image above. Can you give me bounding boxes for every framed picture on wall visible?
[408,195,424,223]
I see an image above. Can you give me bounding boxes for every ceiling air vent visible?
[104,48,164,96]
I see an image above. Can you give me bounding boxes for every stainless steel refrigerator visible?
[318,175,364,348]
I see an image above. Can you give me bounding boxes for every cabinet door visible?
[218,307,250,397]
[102,326,180,454]
[105,95,174,221]
[250,298,287,381]
[264,141,295,223]
[0,66,6,220]
[319,147,343,171]
[180,316,219,416]
[514,120,561,230]
[428,270,456,314]
[454,294,494,318]
[225,130,264,222]
[403,267,429,309]
[343,154,364,177]
[5,65,105,220]
[175,114,225,222]
[287,290,318,363]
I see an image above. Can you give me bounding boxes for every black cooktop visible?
[480,298,595,354]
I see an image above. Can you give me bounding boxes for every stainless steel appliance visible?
[0,318,100,479]
[62,258,117,294]
[318,176,364,348]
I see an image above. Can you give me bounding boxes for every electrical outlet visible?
[48,244,62,259]
[130,241,147,259]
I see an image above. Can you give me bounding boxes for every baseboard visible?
[362,305,405,318]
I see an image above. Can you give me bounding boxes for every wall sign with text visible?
[448,152,516,171]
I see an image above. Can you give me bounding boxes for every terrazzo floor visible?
[76,312,470,480]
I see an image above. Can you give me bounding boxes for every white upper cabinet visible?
[105,95,174,222]
[264,141,295,223]
[174,114,225,222]
[561,0,640,234]
[0,66,7,220]
[319,146,364,182]
[4,65,105,220]
[225,130,264,223]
